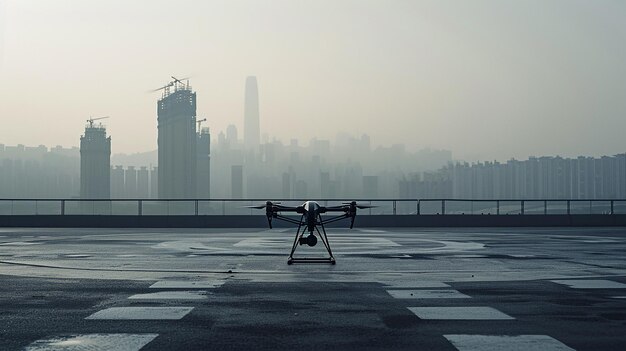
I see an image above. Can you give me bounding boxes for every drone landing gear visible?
[288,257,335,265]
[288,215,335,265]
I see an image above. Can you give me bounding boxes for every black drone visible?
[249,201,374,265]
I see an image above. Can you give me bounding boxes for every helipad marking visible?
[233,237,400,249]
[25,333,158,351]
[150,280,225,289]
[386,289,470,299]
[551,279,626,289]
[381,281,450,288]
[444,334,575,351]
[86,307,193,320]
[128,291,207,300]
[409,307,514,320]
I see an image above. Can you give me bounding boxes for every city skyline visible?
[1,70,624,200]
[0,74,624,200]
[1,1,625,161]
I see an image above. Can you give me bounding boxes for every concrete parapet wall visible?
[1,214,625,228]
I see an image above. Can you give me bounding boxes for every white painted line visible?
[25,333,158,351]
[128,291,207,300]
[381,281,450,288]
[0,241,41,246]
[408,307,514,320]
[150,280,225,289]
[387,289,470,299]
[444,334,575,351]
[61,254,91,258]
[86,307,193,320]
[551,279,626,289]
[611,296,626,299]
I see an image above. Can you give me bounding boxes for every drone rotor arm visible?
[273,214,303,225]
[272,205,299,212]
[323,205,350,212]
[319,213,351,226]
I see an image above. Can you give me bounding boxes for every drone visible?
[249,201,374,265]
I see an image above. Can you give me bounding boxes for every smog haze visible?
[0,0,625,161]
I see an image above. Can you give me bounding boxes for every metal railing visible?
[0,198,625,216]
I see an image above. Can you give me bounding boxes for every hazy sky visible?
[0,0,625,161]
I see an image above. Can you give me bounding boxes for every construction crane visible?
[196,118,207,131]
[150,76,191,94]
[87,116,109,128]
[171,76,190,86]
[150,81,173,92]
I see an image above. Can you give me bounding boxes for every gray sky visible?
[0,0,625,161]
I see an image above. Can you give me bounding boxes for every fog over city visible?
[1,0,625,161]
[1,1,625,200]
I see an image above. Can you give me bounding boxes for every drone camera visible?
[299,234,317,247]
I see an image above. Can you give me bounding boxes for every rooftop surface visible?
[1,227,625,350]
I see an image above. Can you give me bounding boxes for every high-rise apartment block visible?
[80,121,111,198]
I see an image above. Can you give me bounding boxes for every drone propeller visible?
[340,201,376,229]
[244,201,281,209]
[247,201,282,229]
[245,204,267,209]
[341,202,377,209]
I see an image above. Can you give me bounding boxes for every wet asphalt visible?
[0,227,625,350]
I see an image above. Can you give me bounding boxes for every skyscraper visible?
[197,128,211,198]
[157,80,197,198]
[243,76,260,152]
[80,121,111,198]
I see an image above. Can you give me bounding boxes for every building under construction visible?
[80,118,111,199]
[156,78,210,199]
[197,127,211,198]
